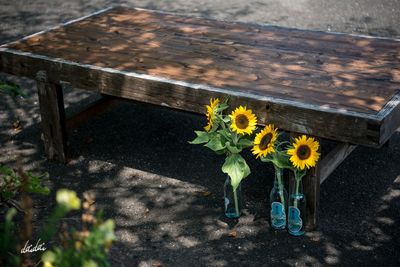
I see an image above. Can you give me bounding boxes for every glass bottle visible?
[269,166,287,229]
[224,176,242,218]
[288,175,306,236]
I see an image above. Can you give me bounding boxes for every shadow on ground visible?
[1,0,400,266]
[1,87,399,266]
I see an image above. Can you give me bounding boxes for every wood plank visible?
[134,8,399,50]
[0,49,385,147]
[21,19,399,64]
[13,15,400,87]
[303,156,321,230]
[36,71,67,163]
[378,92,400,147]
[71,8,400,59]
[14,32,398,113]
[11,45,394,114]
[3,8,399,115]
[2,41,398,114]
[1,7,400,147]
[66,95,119,131]
[319,143,357,184]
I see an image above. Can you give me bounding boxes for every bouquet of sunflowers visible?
[190,98,257,218]
[191,98,320,234]
[252,124,320,234]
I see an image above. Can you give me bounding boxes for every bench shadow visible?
[1,4,399,266]
[2,92,398,266]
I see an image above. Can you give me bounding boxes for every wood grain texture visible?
[303,158,321,230]
[4,7,400,114]
[378,92,400,146]
[36,71,67,163]
[1,6,400,146]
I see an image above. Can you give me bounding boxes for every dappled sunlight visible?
[5,7,399,115]
[1,93,399,265]
[1,4,400,266]
[322,242,341,264]
[380,175,400,203]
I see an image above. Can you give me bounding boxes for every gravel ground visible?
[1,1,399,266]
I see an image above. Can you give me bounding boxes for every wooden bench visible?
[1,6,399,229]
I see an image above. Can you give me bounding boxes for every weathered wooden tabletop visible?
[1,6,399,146]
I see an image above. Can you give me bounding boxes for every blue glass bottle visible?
[288,176,306,236]
[224,176,242,218]
[269,166,287,229]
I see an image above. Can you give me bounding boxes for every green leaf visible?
[189,131,210,144]
[1,191,15,200]
[205,134,226,152]
[222,116,231,123]
[83,260,99,267]
[217,129,231,140]
[222,154,251,191]
[1,208,17,257]
[26,172,50,195]
[41,251,56,265]
[215,150,226,155]
[225,142,242,154]
[0,80,26,97]
[237,138,253,148]
[215,103,229,112]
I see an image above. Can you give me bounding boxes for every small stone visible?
[228,231,237,238]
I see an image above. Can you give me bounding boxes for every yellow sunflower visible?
[229,106,257,135]
[287,135,320,170]
[204,98,220,132]
[252,124,278,158]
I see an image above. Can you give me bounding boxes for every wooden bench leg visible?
[383,137,392,148]
[303,162,320,230]
[36,71,67,163]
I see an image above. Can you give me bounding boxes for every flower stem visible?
[233,189,240,217]
[275,166,285,209]
[294,178,300,208]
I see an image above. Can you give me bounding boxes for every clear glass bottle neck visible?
[292,176,303,194]
[273,166,284,187]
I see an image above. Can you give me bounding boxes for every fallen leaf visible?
[152,261,162,267]
[228,231,237,238]
[12,120,22,131]
[202,191,211,197]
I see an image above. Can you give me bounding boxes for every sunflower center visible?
[297,145,311,160]
[235,114,249,129]
[259,133,273,150]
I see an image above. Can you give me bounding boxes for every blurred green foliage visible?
[0,80,26,98]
